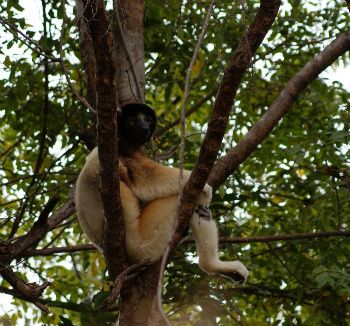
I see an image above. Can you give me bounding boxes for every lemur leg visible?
[122,192,178,263]
[189,193,249,284]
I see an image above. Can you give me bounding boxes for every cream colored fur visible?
[75,147,248,283]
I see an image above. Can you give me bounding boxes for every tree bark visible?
[78,0,127,281]
[172,0,281,255]
[208,32,350,190]
[120,261,169,326]
[113,0,145,105]
[75,0,97,108]
[110,1,167,324]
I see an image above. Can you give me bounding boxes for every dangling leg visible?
[189,192,249,284]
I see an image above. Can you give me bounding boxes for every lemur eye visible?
[126,119,136,126]
[145,117,153,124]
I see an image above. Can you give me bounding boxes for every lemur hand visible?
[195,205,212,221]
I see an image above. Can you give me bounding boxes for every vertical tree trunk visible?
[111,1,168,324]
[119,262,169,326]
[113,0,145,105]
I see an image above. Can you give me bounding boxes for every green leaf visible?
[328,130,349,141]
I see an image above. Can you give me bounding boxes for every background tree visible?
[0,0,349,325]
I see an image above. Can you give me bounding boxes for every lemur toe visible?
[219,261,249,284]
[195,205,212,221]
[220,271,246,284]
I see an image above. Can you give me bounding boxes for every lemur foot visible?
[219,261,249,284]
[195,205,212,221]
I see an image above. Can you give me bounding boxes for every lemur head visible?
[118,103,156,146]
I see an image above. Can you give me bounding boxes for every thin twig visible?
[179,0,216,193]
[98,259,151,311]
[156,89,217,137]
[16,229,350,257]
[0,17,60,62]
[59,0,96,113]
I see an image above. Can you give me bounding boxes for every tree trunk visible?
[111,1,168,324]
[113,0,145,105]
[119,261,169,326]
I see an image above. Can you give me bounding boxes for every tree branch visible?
[20,230,350,258]
[22,244,96,257]
[173,0,281,246]
[208,32,350,190]
[79,0,126,280]
[112,0,145,104]
[9,194,75,258]
[60,0,96,113]
[112,1,143,102]
[75,0,97,108]
[0,286,96,312]
[0,267,50,312]
[217,230,350,244]
[0,17,60,62]
[98,259,151,311]
[179,0,216,190]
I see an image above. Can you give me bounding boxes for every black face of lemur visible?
[120,112,155,145]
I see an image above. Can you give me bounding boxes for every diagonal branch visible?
[208,32,350,190]
[179,0,216,190]
[0,17,60,62]
[78,0,126,280]
[0,267,50,312]
[9,195,75,258]
[172,0,281,246]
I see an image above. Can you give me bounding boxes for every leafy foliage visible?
[0,0,349,324]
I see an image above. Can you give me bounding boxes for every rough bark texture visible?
[9,198,75,258]
[120,261,169,326]
[208,32,350,190]
[0,195,74,312]
[75,0,97,108]
[172,0,281,248]
[114,0,169,323]
[113,0,145,105]
[79,0,127,280]
[119,2,281,324]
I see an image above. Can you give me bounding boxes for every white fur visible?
[75,148,249,283]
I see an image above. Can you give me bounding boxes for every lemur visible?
[75,103,248,284]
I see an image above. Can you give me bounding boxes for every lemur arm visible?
[122,155,211,202]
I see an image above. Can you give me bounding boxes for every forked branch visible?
[208,32,350,190]
[172,0,281,246]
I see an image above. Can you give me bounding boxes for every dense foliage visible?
[0,0,349,324]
